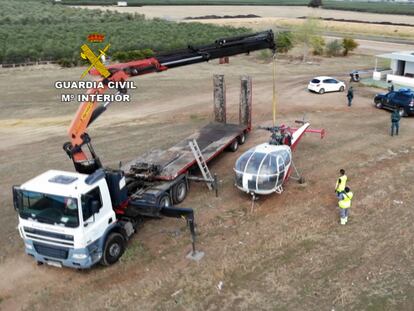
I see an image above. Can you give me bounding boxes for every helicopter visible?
[234,120,325,196]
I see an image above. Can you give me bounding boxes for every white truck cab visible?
[14,170,123,268]
[14,166,197,269]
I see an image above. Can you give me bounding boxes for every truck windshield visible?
[16,190,79,228]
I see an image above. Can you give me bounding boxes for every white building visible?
[374,51,414,87]
[117,1,127,6]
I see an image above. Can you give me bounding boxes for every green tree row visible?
[0,0,250,64]
[292,18,358,60]
[258,21,358,61]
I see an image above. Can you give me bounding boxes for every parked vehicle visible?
[374,88,414,117]
[349,70,360,82]
[307,76,346,94]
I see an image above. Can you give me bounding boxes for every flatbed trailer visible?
[123,122,247,180]
[119,76,252,216]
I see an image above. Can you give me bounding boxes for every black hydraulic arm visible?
[160,206,197,255]
[156,30,276,69]
[70,30,276,175]
[86,30,273,127]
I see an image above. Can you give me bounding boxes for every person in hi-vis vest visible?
[335,169,347,198]
[338,187,353,225]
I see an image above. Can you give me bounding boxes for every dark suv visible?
[374,88,414,117]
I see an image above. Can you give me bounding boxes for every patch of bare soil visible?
[184,14,260,20]
[297,16,414,27]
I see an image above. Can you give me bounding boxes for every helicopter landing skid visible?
[250,192,258,212]
[289,161,305,184]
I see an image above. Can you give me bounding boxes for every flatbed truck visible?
[12,31,275,269]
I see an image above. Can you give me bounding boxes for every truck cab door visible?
[81,181,115,246]
[12,186,22,211]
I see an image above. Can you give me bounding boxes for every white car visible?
[308,76,346,94]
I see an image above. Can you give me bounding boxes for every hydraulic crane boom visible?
[90,30,275,77]
[64,30,276,174]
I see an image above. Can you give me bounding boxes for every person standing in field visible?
[335,169,347,198]
[390,108,401,136]
[346,86,354,107]
[338,187,353,225]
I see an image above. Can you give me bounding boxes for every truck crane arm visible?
[64,30,275,174]
[90,30,275,77]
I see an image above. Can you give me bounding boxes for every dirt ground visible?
[1,41,414,310]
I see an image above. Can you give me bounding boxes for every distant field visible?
[323,1,414,16]
[82,4,414,40]
[61,0,309,5]
[60,0,414,15]
[185,16,414,42]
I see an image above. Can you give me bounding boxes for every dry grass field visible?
[1,43,414,310]
[75,5,414,41]
[188,17,414,39]
[73,5,414,25]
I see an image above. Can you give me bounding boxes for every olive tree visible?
[294,17,323,61]
[342,38,359,56]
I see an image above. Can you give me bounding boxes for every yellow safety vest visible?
[335,175,347,192]
[339,192,353,209]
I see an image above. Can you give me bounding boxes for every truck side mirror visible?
[90,200,100,214]
[12,186,21,211]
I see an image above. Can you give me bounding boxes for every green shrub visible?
[325,40,342,57]
[308,0,322,8]
[310,35,325,56]
[112,49,154,62]
[276,31,294,54]
[112,51,129,62]
[58,58,75,67]
[342,37,358,56]
[257,49,272,61]
[293,17,321,61]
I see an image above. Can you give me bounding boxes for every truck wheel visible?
[172,179,187,204]
[101,233,125,266]
[159,193,172,208]
[229,139,239,152]
[238,133,246,145]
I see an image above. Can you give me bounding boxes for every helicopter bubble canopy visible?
[234,143,292,195]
